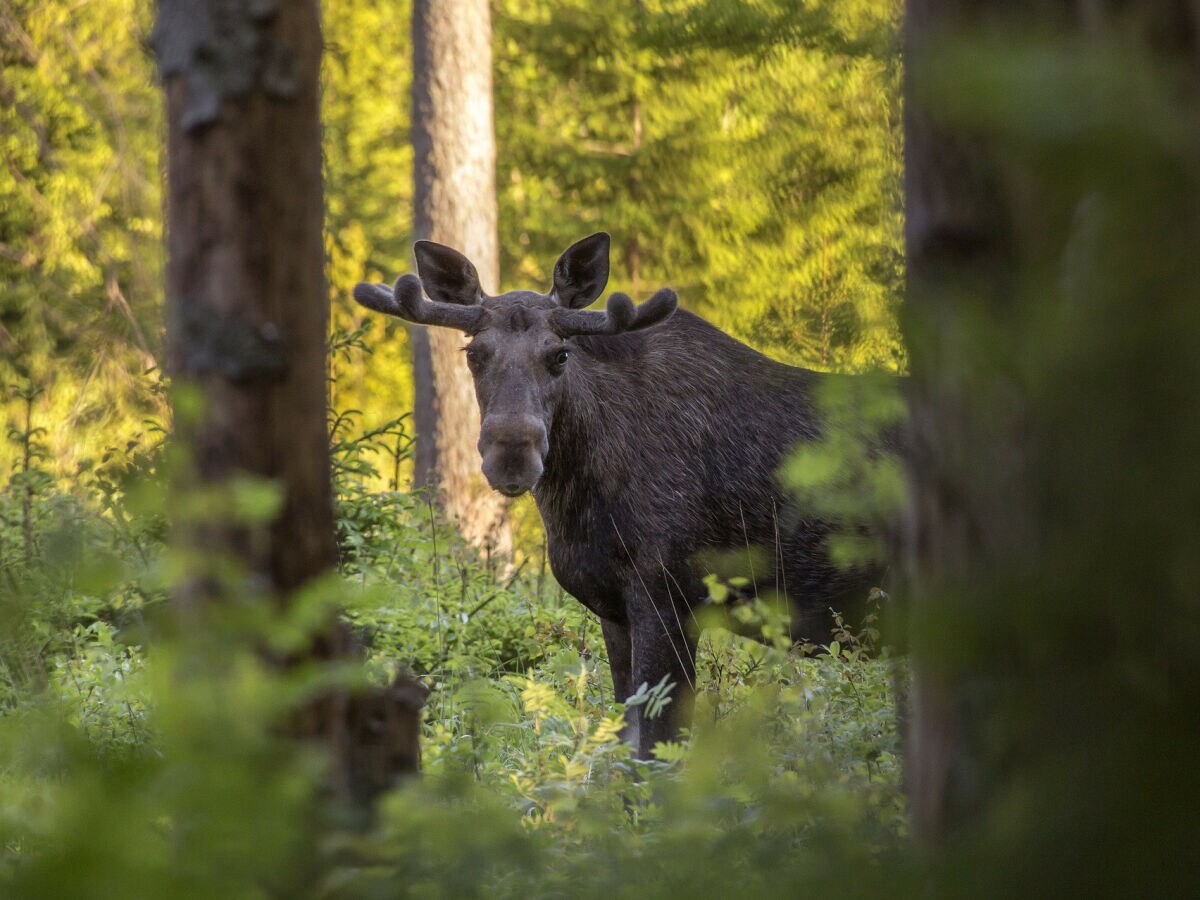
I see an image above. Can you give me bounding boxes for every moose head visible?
[353,233,677,497]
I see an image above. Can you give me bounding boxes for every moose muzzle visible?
[478,414,549,497]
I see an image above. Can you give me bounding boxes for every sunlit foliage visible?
[3,0,904,484]
[322,0,417,465]
[1,0,164,477]
[494,0,904,371]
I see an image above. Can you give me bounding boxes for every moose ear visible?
[413,240,484,306]
[551,232,610,309]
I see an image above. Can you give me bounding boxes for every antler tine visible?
[549,288,678,338]
[352,274,485,333]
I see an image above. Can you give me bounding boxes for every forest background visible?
[1,1,912,892]
[4,0,1199,895]
[0,0,904,492]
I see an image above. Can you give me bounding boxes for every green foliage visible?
[324,582,905,898]
[782,372,907,569]
[494,0,905,372]
[1,406,905,895]
[323,0,418,469]
[4,0,903,501]
[0,0,165,478]
[0,1,912,893]
[1,382,163,716]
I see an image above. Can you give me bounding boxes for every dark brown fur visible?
[354,233,880,758]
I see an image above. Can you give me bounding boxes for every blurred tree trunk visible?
[903,0,1200,867]
[411,0,510,556]
[154,0,422,807]
[902,0,1012,839]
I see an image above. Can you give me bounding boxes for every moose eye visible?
[464,346,483,369]
[548,348,570,373]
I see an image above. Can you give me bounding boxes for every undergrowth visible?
[0,377,907,897]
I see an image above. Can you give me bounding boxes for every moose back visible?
[354,232,881,759]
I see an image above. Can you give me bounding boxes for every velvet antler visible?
[549,288,678,338]
[352,273,485,334]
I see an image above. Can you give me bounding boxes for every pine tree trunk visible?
[158,1,333,593]
[155,0,422,807]
[411,0,510,555]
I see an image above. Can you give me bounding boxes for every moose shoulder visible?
[354,232,883,759]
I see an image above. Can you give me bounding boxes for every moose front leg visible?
[626,587,698,760]
[600,618,638,749]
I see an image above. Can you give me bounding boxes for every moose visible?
[354,233,884,759]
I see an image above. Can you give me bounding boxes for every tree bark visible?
[155,0,421,807]
[410,0,510,555]
[159,2,334,595]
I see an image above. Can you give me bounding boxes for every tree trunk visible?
[154,0,422,808]
[902,0,1018,839]
[158,0,334,596]
[410,0,510,555]
[903,0,1200,875]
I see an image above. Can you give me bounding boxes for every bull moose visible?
[353,233,884,759]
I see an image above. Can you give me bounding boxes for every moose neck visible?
[532,331,652,521]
